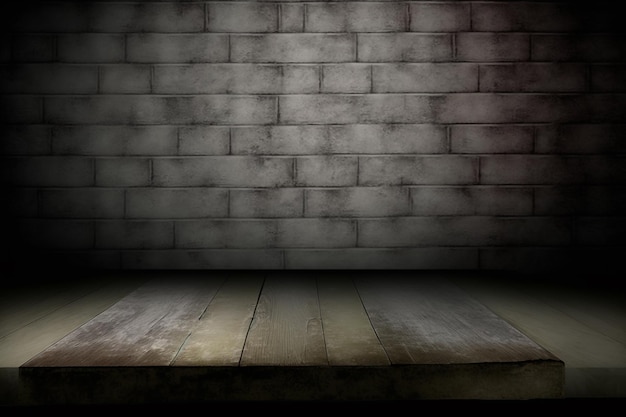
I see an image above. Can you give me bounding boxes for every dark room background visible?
[1,0,625,275]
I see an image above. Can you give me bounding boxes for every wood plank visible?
[13,273,567,402]
[453,277,626,368]
[356,276,558,365]
[519,282,626,347]
[0,277,144,368]
[172,275,264,366]
[240,274,327,366]
[317,277,390,366]
[23,275,225,367]
[546,296,626,347]
[0,279,106,339]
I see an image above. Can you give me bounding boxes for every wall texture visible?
[1,1,625,273]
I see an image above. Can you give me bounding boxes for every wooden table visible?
[19,272,564,403]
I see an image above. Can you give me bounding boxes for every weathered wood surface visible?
[172,275,263,366]
[240,274,327,366]
[17,274,566,401]
[453,277,626,368]
[23,275,562,368]
[356,276,558,364]
[0,278,144,367]
[24,276,224,367]
[317,277,389,366]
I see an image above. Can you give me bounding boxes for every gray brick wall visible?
[1,1,625,274]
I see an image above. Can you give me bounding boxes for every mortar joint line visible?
[303,3,307,32]
[150,65,155,94]
[452,33,457,60]
[228,127,233,155]
[227,35,231,62]
[406,2,411,32]
[123,189,128,219]
[149,159,154,185]
[123,34,128,63]
[92,158,97,186]
[176,126,181,155]
[227,189,231,217]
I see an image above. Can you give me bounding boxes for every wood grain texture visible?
[317,277,389,366]
[172,275,264,366]
[11,273,570,402]
[0,278,144,367]
[355,276,558,365]
[23,276,224,367]
[454,277,626,368]
[240,274,327,366]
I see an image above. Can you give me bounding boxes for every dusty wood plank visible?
[453,277,626,368]
[13,273,567,402]
[172,275,264,366]
[355,276,558,365]
[23,275,225,367]
[317,277,390,366]
[0,277,144,368]
[240,274,327,366]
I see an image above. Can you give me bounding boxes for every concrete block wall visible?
[1,1,625,273]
